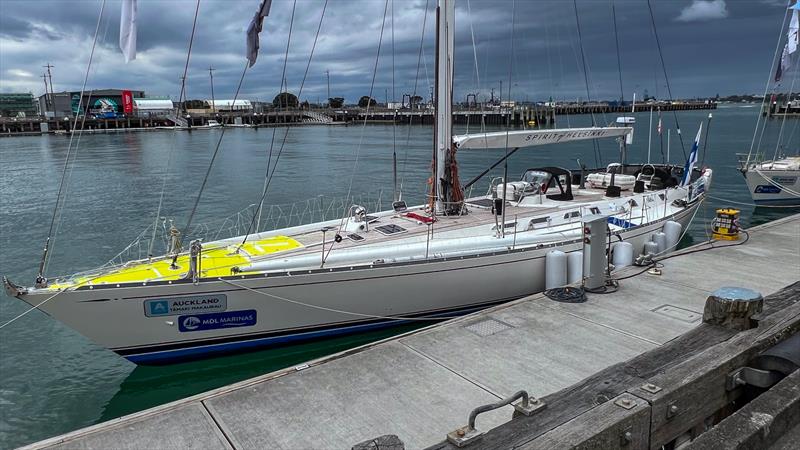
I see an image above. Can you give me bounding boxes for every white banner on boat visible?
[454,126,632,150]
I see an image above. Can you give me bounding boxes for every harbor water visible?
[0,106,796,448]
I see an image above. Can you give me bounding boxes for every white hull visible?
[743,167,800,205]
[16,201,699,364]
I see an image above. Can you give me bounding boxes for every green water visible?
[0,106,797,448]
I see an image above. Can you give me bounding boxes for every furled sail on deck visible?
[454,126,633,150]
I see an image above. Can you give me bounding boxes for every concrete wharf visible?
[0,111,305,136]
[1,102,715,137]
[350,102,715,127]
[21,214,799,450]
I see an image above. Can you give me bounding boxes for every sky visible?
[0,0,793,105]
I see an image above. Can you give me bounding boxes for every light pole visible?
[325,69,331,107]
[41,74,50,113]
[43,63,55,113]
[208,67,216,114]
[43,63,54,95]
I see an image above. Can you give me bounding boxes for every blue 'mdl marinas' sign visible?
[179,310,257,332]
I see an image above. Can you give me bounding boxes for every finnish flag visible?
[680,123,703,187]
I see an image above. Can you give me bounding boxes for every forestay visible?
[454,126,632,150]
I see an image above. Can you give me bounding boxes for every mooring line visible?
[218,277,452,322]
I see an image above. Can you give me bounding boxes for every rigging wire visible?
[240,0,328,249]
[398,0,430,201]
[392,0,398,202]
[500,0,516,237]
[646,0,686,160]
[611,0,624,104]
[500,0,519,232]
[218,278,458,322]
[572,0,602,168]
[254,0,299,234]
[543,9,555,127]
[773,68,800,162]
[180,60,250,244]
[554,6,570,129]
[467,0,481,106]
[46,11,115,272]
[37,0,107,281]
[323,0,391,263]
[148,0,201,258]
[748,4,790,165]
[707,194,800,209]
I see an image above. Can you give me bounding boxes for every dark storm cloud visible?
[0,0,790,103]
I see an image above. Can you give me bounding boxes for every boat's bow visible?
[3,276,28,298]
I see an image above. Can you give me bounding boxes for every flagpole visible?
[658,108,664,163]
[667,129,671,164]
[647,106,653,164]
[700,112,713,167]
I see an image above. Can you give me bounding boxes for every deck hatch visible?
[652,304,702,323]
[374,224,407,235]
[464,318,513,337]
[348,233,364,241]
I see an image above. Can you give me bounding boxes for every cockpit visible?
[520,167,573,201]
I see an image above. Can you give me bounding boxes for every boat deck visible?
[22,213,799,449]
[46,185,628,289]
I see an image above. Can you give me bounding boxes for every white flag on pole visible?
[120,0,137,63]
[776,6,799,81]
[246,0,272,67]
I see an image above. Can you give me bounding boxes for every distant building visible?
[133,98,175,117]
[251,101,270,113]
[205,99,252,112]
[38,89,145,117]
[0,93,37,117]
[184,99,254,115]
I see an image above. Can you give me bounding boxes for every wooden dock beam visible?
[425,281,800,450]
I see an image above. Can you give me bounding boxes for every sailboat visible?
[3,0,712,364]
[739,2,800,206]
[738,154,800,205]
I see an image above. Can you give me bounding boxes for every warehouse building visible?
[38,89,145,117]
[133,98,175,117]
[206,99,252,112]
[0,93,38,117]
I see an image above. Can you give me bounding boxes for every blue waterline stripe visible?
[123,303,492,364]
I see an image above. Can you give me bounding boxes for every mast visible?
[434,0,455,214]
